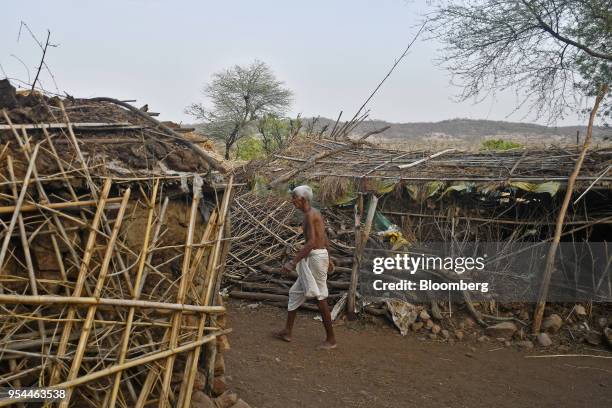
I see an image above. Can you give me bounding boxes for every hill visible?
[302,117,611,144]
[187,118,611,148]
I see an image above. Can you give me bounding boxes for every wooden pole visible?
[179,177,233,407]
[48,178,112,385]
[60,188,131,408]
[0,197,124,215]
[362,195,379,241]
[0,144,39,268]
[347,194,364,319]
[5,154,49,353]
[347,193,378,319]
[0,294,225,313]
[158,190,200,408]
[107,180,158,407]
[532,85,608,333]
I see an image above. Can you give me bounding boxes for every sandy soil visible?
[224,300,612,408]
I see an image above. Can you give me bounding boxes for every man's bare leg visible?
[316,299,337,349]
[275,309,297,342]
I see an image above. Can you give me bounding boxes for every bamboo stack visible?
[0,97,234,407]
[224,190,356,310]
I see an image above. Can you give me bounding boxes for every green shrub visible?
[481,139,522,150]
[236,137,265,160]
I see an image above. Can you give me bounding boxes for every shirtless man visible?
[275,185,337,349]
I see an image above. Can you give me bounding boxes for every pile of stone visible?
[402,303,612,351]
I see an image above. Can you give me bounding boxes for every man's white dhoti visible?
[287,249,329,311]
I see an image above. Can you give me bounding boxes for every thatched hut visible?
[0,85,234,407]
[225,136,611,332]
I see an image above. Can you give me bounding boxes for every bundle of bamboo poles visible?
[0,102,234,407]
[224,190,356,311]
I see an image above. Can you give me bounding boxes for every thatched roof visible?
[255,137,612,192]
[0,88,228,183]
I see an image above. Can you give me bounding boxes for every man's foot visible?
[273,330,292,342]
[316,340,337,350]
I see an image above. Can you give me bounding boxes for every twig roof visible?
[259,138,612,190]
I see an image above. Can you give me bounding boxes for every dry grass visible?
[317,176,356,206]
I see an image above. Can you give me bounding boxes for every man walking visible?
[275,185,337,349]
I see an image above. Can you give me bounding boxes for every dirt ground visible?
[224,300,612,408]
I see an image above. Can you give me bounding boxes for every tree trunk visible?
[532,84,608,333]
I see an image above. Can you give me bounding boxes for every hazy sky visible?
[0,0,592,126]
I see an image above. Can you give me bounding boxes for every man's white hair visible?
[292,185,313,202]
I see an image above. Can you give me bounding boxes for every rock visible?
[542,314,563,334]
[230,399,252,408]
[431,324,441,334]
[441,329,450,339]
[213,391,239,408]
[462,317,476,329]
[246,303,260,309]
[191,391,215,408]
[214,354,226,376]
[504,341,512,347]
[419,310,431,321]
[428,333,437,340]
[211,376,228,397]
[485,322,517,339]
[496,337,506,343]
[537,333,552,347]
[425,319,434,329]
[454,330,464,341]
[604,328,612,349]
[411,322,424,332]
[516,340,534,350]
[574,305,587,317]
[194,370,206,391]
[430,302,443,320]
[477,335,489,343]
[584,331,603,346]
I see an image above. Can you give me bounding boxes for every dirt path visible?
[224,301,611,408]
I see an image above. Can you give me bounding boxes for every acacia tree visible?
[186,60,293,159]
[429,0,611,123]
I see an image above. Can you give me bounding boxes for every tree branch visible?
[31,30,51,92]
[521,0,612,61]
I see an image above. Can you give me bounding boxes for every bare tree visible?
[186,60,293,159]
[428,0,611,123]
